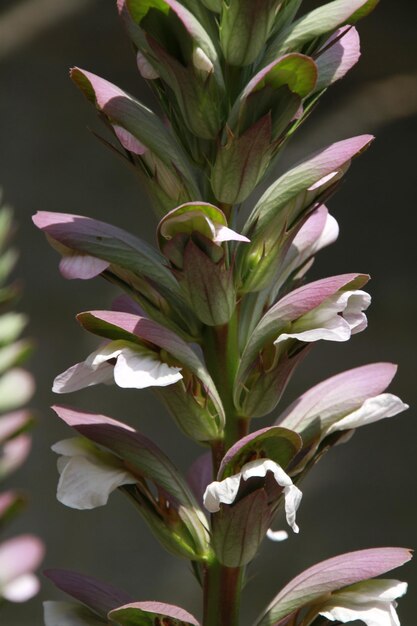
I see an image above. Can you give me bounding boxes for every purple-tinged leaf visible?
[33,211,177,292]
[59,253,110,280]
[264,0,378,62]
[70,67,199,193]
[218,427,302,480]
[315,27,361,91]
[245,135,373,239]
[109,600,200,625]
[187,452,212,507]
[44,569,132,618]
[256,547,412,625]
[111,295,147,317]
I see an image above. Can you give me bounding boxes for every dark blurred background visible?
[0,0,416,623]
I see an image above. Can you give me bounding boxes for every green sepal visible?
[263,0,379,62]
[211,115,274,205]
[220,0,280,67]
[178,238,236,326]
[211,490,271,567]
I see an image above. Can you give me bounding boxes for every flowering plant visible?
[35,1,411,625]
[0,202,44,606]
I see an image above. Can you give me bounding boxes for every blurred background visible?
[0,0,416,623]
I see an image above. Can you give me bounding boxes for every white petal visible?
[275,289,370,345]
[327,394,409,434]
[266,529,288,542]
[213,225,250,244]
[56,455,137,510]
[203,459,302,533]
[52,360,114,393]
[339,580,407,604]
[51,437,90,457]
[192,47,213,73]
[283,484,302,533]
[315,212,339,251]
[2,573,40,602]
[87,343,124,367]
[343,290,371,333]
[275,316,351,344]
[320,602,400,626]
[203,475,241,513]
[320,579,407,626]
[113,349,182,389]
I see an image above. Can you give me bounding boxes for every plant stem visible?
[203,559,243,626]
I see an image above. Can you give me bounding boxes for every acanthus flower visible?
[52,340,182,394]
[203,458,302,534]
[318,578,408,626]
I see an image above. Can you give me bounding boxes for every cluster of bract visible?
[0,202,44,606]
[35,1,411,625]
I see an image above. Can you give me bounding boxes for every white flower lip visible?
[319,578,408,626]
[52,437,137,510]
[274,289,371,345]
[203,458,302,534]
[52,341,183,393]
[327,393,409,435]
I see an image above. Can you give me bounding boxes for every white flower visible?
[52,437,137,510]
[203,458,302,533]
[319,579,408,626]
[274,289,371,345]
[326,394,409,435]
[160,210,250,245]
[52,340,183,394]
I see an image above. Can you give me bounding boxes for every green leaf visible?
[264,0,379,62]
[211,490,271,567]
[220,0,279,67]
[179,239,236,326]
[211,115,274,204]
